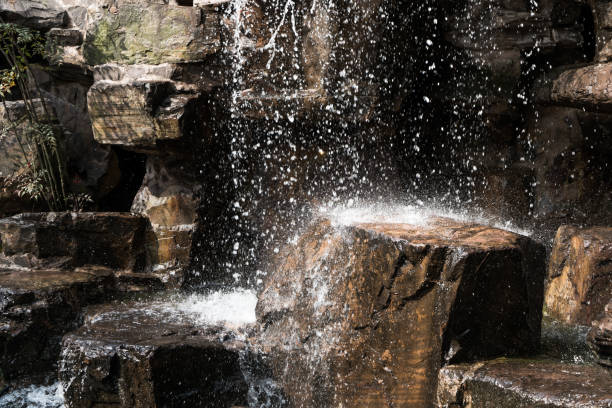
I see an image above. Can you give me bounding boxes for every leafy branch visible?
[0,22,69,211]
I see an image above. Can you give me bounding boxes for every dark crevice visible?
[399,280,437,306]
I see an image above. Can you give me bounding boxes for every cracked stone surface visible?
[256,216,546,407]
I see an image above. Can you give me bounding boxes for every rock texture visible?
[587,299,612,367]
[256,217,546,407]
[437,358,612,408]
[545,225,612,325]
[0,267,115,384]
[60,302,248,408]
[0,212,147,271]
[88,64,202,149]
[83,1,221,66]
[552,63,612,111]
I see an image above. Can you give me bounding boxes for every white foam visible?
[0,382,64,408]
[320,202,533,237]
[172,289,257,327]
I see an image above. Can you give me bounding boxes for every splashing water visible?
[0,383,64,408]
[320,202,533,236]
[173,289,257,327]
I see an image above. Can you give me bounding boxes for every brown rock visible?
[437,359,612,407]
[256,216,546,407]
[545,225,612,325]
[60,302,248,408]
[551,63,612,112]
[0,212,148,271]
[131,155,199,287]
[587,299,612,367]
[0,267,115,383]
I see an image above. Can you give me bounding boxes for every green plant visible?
[0,22,68,211]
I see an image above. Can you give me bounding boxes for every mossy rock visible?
[83,2,221,65]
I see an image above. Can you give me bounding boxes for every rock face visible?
[587,299,612,367]
[0,267,115,384]
[256,217,546,407]
[0,212,148,271]
[437,358,612,408]
[88,64,202,149]
[60,302,248,408]
[545,225,612,325]
[83,1,221,66]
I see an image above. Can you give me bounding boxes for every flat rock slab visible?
[437,359,612,407]
[0,212,147,271]
[545,225,612,325]
[60,301,249,408]
[257,216,546,407]
[0,267,115,383]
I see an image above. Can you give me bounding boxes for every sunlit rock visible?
[0,212,147,271]
[0,0,68,30]
[132,155,199,287]
[552,63,612,111]
[437,358,612,407]
[0,267,115,384]
[257,216,546,407]
[587,299,612,367]
[545,225,612,325]
[83,0,222,66]
[87,66,201,148]
[60,301,249,408]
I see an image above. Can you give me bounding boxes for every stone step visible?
[437,358,612,407]
[256,215,547,407]
[59,300,250,408]
[0,267,116,385]
[0,212,148,271]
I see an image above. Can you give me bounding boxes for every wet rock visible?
[60,302,248,408]
[0,212,147,271]
[545,225,612,325]
[525,107,612,239]
[437,358,612,407]
[83,1,222,66]
[257,216,546,407]
[0,267,115,383]
[551,63,612,112]
[0,0,68,31]
[587,299,612,367]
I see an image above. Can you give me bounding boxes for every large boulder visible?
[0,212,148,271]
[551,63,612,112]
[437,358,612,407]
[87,64,202,149]
[0,0,68,30]
[0,267,115,384]
[60,301,249,408]
[256,215,546,407]
[587,299,612,367]
[83,0,222,66]
[545,225,612,325]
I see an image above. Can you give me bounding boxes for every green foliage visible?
[0,22,71,211]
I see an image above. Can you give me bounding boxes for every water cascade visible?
[0,0,611,407]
